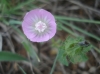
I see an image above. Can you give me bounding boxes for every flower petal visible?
[38,9,55,22]
[48,22,56,39]
[22,9,56,42]
[30,34,50,42]
[22,21,36,40]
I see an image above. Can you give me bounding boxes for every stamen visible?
[35,21,47,32]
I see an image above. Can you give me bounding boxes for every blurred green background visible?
[0,0,100,74]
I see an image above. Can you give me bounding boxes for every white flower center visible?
[35,21,47,32]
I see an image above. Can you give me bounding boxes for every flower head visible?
[22,9,56,42]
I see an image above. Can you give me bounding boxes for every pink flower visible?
[22,9,56,42]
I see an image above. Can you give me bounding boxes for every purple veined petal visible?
[23,29,36,41]
[39,9,55,22]
[23,14,36,26]
[47,22,56,39]
[24,12,39,24]
[24,9,40,21]
[22,20,33,26]
[22,21,36,39]
[33,22,56,42]
[24,9,55,22]
[43,16,51,24]
[22,8,56,42]
[22,19,36,32]
[30,33,50,42]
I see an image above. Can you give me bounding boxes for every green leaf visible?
[10,25,40,63]
[8,0,35,13]
[22,41,40,63]
[0,34,2,51]
[59,20,100,41]
[59,56,68,66]
[55,16,100,24]
[58,49,69,66]
[57,22,78,36]
[70,54,88,64]
[9,20,22,25]
[58,36,92,65]
[18,65,27,74]
[0,51,28,61]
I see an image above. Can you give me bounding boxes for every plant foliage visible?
[58,36,92,66]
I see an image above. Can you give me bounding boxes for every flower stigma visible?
[35,21,47,33]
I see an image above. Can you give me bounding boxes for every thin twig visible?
[50,52,59,74]
[59,63,67,74]
[0,63,5,74]
[91,49,100,65]
[67,0,100,14]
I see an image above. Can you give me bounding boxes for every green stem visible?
[50,51,59,74]
[55,16,100,24]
